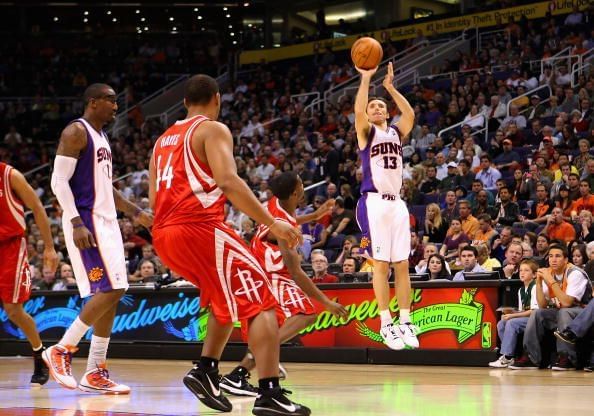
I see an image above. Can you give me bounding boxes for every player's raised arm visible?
[201,120,302,247]
[10,169,58,272]
[51,122,97,249]
[354,66,378,149]
[382,61,415,137]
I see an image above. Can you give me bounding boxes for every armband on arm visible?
[51,155,80,223]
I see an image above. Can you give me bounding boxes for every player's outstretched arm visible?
[112,187,153,228]
[201,121,302,248]
[354,66,377,150]
[278,238,348,319]
[382,61,415,137]
[51,122,96,250]
[10,169,58,272]
[296,198,335,225]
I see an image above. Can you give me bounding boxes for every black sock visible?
[199,356,219,372]
[231,365,248,376]
[504,355,513,360]
[259,377,280,391]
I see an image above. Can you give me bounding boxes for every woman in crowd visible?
[427,254,452,280]
[440,218,469,260]
[425,203,449,243]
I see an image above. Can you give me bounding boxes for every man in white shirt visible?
[501,104,527,129]
[435,152,448,180]
[475,154,502,191]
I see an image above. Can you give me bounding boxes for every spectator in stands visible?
[524,183,554,230]
[457,160,475,191]
[435,153,448,180]
[564,5,585,26]
[490,186,521,227]
[570,181,594,220]
[424,100,442,129]
[525,95,546,121]
[33,265,57,291]
[409,230,425,269]
[122,221,149,260]
[335,235,358,265]
[326,198,357,240]
[427,254,452,280]
[440,190,459,223]
[571,244,589,269]
[487,95,507,129]
[576,210,594,243]
[543,207,577,243]
[453,246,485,281]
[501,105,527,130]
[342,257,358,274]
[424,203,449,243]
[476,243,502,271]
[472,189,493,217]
[475,154,501,191]
[129,259,158,283]
[415,244,437,273]
[474,214,497,245]
[440,218,470,261]
[420,165,440,194]
[458,199,480,240]
[574,140,593,175]
[511,244,591,370]
[492,226,513,263]
[311,253,339,284]
[501,241,524,280]
[555,65,571,86]
[493,139,521,172]
[489,258,539,368]
[58,263,76,288]
[415,125,436,153]
[301,219,325,259]
[438,163,461,194]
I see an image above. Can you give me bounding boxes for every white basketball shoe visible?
[398,323,420,348]
[380,323,406,350]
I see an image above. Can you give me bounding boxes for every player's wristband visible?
[72,223,85,229]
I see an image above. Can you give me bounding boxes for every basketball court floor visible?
[1,357,593,415]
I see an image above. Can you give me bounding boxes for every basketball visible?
[351,37,383,70]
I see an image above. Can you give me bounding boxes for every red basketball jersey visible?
[152,115,226,230]
[0,163,25,241]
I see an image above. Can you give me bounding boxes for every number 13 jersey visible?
[152,115,226,230]
[359,124,404,197]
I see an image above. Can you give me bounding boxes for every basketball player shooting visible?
[354,62,419,350]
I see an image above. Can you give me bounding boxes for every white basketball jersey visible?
[359,124,404,197]
[69,118,117,220]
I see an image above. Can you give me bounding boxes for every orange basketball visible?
[351,37,383,70]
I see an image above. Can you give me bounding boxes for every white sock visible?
[87,335,110,372]
[59,317,90,347]
[400,309,411,324]
[380,310,392,326]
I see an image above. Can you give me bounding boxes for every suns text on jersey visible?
[370,141,403,158]
[97,147,112,163]
[160,134,180,147]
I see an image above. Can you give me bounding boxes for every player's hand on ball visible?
[355,66,378,78]
[43,247,59,273]
[382,61,394,90]
[270,220,303,248]
[325,300,348,319]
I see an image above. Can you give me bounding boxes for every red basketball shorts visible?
[0,236,31,304]
[153,222,277,324]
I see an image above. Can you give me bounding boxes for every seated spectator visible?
[463,105,485,130]
[342,257,358,274]
[409,230,424,269]
[129,244,164,274]
[510,244,592,370]
[415,243,437,273]
[420,165,440,194]
[122,220,149,260]
[554,299,594,371]
[501,241,524,280]
[440,218,470,261]
[302,220,326,258]
[489,186,520,227]
[453,246,486,281]
[424,203,449,243]
[489,259,539,368]
[335,235,358,265]
[543,207,577,244]
[476,243,502,271]
[458,200,480,240]
[493,139,521,172]
[523,183,554,230]
[427,254,452,280]
[311,253,339,284]
[571,244,589,269]
[577,210,594,243]
[326,198,358,239]
[52,263,76,290]
[33,266,57,291]
[472,189,493,217]
[501,104,527,130]
[128,259,159,283]
[536,233,550,258]
[475,154,502,191]
[570,181,594,220]
[473,214,497,245]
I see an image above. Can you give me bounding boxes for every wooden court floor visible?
[0,357,593,415]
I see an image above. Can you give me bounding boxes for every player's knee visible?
[304,314,317,327]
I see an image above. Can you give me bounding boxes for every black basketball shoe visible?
[220,372,258,397]
[30,347,49,386]
[183,361,232,412]
[252,387,311,416]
